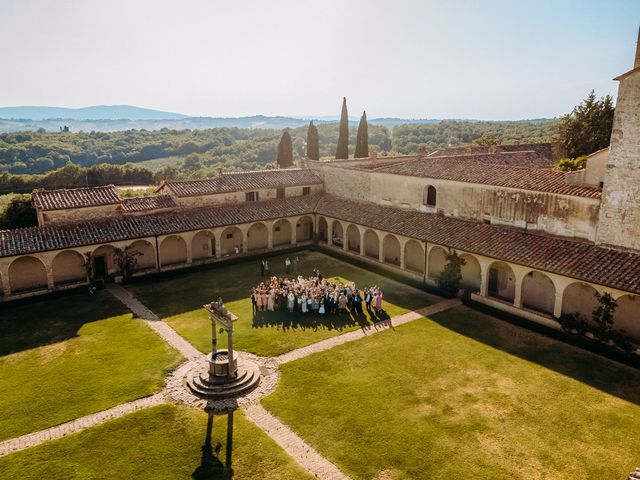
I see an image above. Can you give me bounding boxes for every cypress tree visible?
[306,121,320,160]
[354,110,369,158]
[335,97,349,159]
[277,130,293,168]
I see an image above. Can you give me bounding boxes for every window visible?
[245,191,259,202]
[422,185,437,207]
[302,186,311,196]
[226,233,233,239]
[276,187,285,199]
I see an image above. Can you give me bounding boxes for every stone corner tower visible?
[596,27,640,251]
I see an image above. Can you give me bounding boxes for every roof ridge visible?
[166,168,305,183]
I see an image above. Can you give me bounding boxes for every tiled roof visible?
[315,195,640,294]
[33,185,121,211]
[371,157,601,199]
[426,150,553,168]
[120,195,177,213]
[162,168,322,197]
[0,195,319,259]
[429,143,555,164]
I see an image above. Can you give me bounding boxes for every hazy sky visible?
[0,0,638,119]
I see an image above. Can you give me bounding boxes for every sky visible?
[0,0,638,120]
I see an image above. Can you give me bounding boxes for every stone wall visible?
[40,204,120,225]
[597,71,640,251]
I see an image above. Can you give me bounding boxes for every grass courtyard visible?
[1,251,639,479]
[126,250,440,356]
[263,305,640,479]
[0,290,182,440]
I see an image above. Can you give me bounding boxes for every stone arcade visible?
[1,36,640,343]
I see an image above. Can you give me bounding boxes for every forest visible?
[0,120,557,180]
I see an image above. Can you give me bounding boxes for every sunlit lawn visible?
[262,305,640,480]
[126,250,441,356]
[0,290,183,441]
[0,404,313,480]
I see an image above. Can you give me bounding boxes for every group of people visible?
[251,270,384,316]
[260,257,300,276]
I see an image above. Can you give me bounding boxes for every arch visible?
[404,240,425,273]
[52,250,86,286]
[296,216,314,242]
[9,256,48,293]
[129,240,156,271]
[273,219,292,247]
[160,235,187,267]
[487,261,516,302]
[92,244,118,278]
[248,222,269,251]
[0,271,3,296]
[423,185,437,207]
[521,270,555,315]
[346,224,361,253]
[191,231,215,262]
[331,220,344,246]
[318,217,328,242]
[459,254,481,291]
[561,282,600,321]
[614,295,640,341]
[383,234,401,266]
[363,229,379,259]
[428,246,448,279]
[220,227,243,255]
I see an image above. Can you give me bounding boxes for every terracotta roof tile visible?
[315,195,640,294]
[163,168,322,197]
[371,157,601,198]
[32,185,121,211]
[120,195,177,212]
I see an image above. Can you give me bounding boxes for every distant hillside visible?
[0,105,188,121]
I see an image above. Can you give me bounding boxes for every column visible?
[400,242,406,270]
[343,225,348,252]
[327,221,333,246]
[378,235,384,263]
[553,284,566,318]
[291,220,297,245]
[267,224,273,249]
[479,262,489,297]
[186,237,193,265]
[241,229,248,254]
[0,264,11,297]
[513,270,524,308]
[226,327,236,377]
[44,258,54,290]
[214,236,222,259]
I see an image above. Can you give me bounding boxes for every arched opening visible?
[318,217,328,242]
[562,282,600,322]
[428,246,448,279]
[191,231,214,262]
[92,245,118,279]
[521,271,556,315]
[460,254,481,291]
[423,185,437,207]
[615,295,640,341]
[248,223,269,251]
[52,250,86,286]
[296,216,314,242]
[383,234,401,266]
[129,240,156,271]
[220,227,243,255]
[0,272,4,296]
[363,229,379,259]
[487,261,516,302]
[273,219,292,247]
[404,240,425,273]
[346,224,361,253]
[9,256,48,293]
[332,221,344,246]
[160,235,187,267]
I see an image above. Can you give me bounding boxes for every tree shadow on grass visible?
[0,289,129,357]
[429,306,640,405]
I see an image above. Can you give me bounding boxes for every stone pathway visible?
[106,284,203,361]
[244,403,351,480]
[0,287,461,479]
[0,393,165,458]
[275,298,461,364]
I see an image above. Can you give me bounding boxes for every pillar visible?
[327,221,333,246]
[226,327,236,377]
[291,220,297,245]
[513,271,524,308]
[553,284,566,318]
[186,238,193,265]
[343,224,348,252]
[400,241,406,270]
[241,229,248,253]
[0,265,11,297]
[479,262,489,297]
[378,234,384,263]
[267,224,274,249]
[214,236,222,259]
[359,231,365,257]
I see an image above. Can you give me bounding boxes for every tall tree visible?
[306,121,320,160]
[355,111,369,158]
[277,130,294,168]
[335,97,349,159]
[556,90,614,159]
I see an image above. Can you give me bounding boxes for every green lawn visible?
[126,250,440,356]
[0,404,313,480]
[262,305,640,480]
[0,290,183,441]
